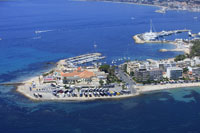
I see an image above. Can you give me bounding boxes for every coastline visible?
[133,34,190,54]
[14,53,200,101]
[16,74,200,101]
[16,80,140,101]
[77,0,200,13]
[76,0,165,10]
[138,82,200,93]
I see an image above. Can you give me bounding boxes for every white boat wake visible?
[35,30,53,34]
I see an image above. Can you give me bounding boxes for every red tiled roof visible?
[61,69,95,79]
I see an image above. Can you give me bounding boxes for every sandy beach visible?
[138,82,200,93]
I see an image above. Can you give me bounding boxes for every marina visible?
[15,53,137,101]
[132,21,192,53]
[64,53,105,65]
[133,29,190,44]
[1,0,200,132]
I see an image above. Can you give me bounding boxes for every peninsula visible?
[2,27,200,101]
[13,38,200,101]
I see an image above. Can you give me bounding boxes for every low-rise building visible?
[188,67,200,77]
[61,67,96,84]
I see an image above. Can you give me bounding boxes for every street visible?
[115,67,137,94]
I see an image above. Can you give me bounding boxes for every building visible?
[188,67,200,77]
[191,57,200,66]
[126,61,140,74]
[61,67,96,84]
[159,62,176,72]
[149,68,163,81]
[134,68,150,82]
[167,67,183,80]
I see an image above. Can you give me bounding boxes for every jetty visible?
[0,82,24,86]
[133,29,190,44]
[64,53,105,65]
[155,7,167,14]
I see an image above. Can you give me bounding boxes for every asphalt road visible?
[115,68,137,94]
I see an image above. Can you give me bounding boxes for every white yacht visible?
[142,20,158,41]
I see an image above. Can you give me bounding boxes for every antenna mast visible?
[150,19,152,33]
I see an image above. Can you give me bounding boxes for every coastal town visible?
[17,53,136,101]
[12,21,200,101]
[15,30,200,101]
[90,0,200,13]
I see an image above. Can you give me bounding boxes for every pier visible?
[133,29,190,44]
[64,53,105,65]
[0,82,24,86]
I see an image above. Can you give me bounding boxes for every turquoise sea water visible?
[1,0,200,132]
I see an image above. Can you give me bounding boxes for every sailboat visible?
[142,20,158,41]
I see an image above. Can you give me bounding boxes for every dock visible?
[0,82,25,86]
[64,53,105,65]
[133,29,190,44]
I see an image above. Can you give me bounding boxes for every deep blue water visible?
[1,0,200,132]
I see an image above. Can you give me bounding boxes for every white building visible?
[188,67,200,77]
[167,67,183,80]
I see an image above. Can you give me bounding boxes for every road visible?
[115,67,137,94]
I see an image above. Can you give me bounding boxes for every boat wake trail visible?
[35,30,53,34]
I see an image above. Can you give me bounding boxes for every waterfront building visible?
[159,62,176,72]
[135,68,150,82]
[126,61,140,74]
[149,68,163,81]
[166,67,183,80]
[61,67,96,84]
[188,67,200,77]
[43,76,56,83]
[191,57,200,66]
[57,66,108,87]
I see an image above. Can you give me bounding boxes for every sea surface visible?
[1,0,200,132]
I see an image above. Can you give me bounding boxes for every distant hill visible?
[89,0,200,12]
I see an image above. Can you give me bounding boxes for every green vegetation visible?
[99,79,104,86]
[64,85,70,89]
[42,70,54,77]
[99,64,121,84]
[174,54,186,62]
[99,64,110,73]
[183,67,189,73]
[190,40,200,57]
[130,71,134,77]
[174,40,200,61]
[123,64,127,73]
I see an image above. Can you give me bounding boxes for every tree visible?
[190,40,200,57]
[123,64,127,73]
[174,54,186,62]
[99,80,104,86]
[99,64,110,73]
[183,67,189,73]
[130,71,134,77]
